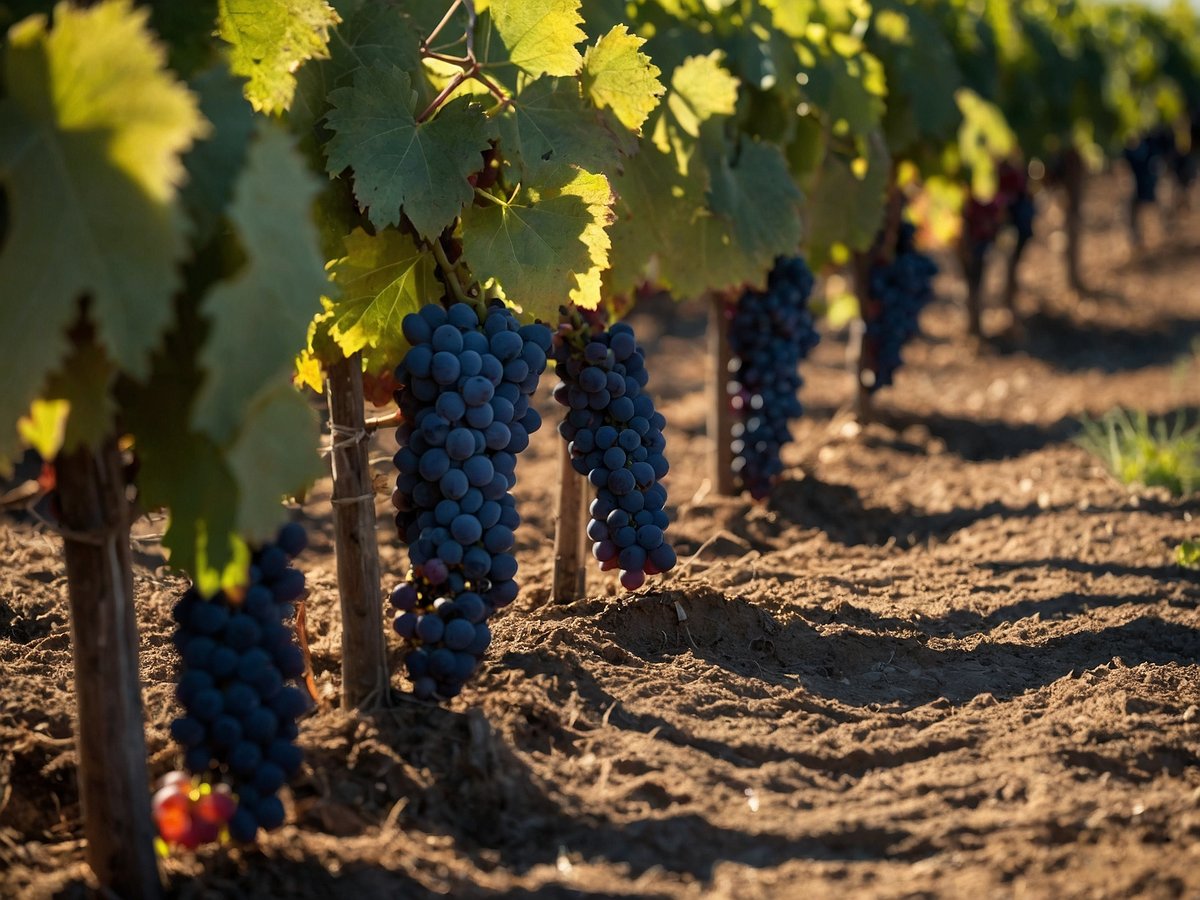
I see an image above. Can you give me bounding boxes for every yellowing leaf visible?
[480,0,585,78]
[665,52,739,139]
[324,65,494,236]
[462,167,614,319]
[217,0,340,113]
[327,228,440,372]
[582,25,664,133]
[0,0,205,467]
[294,350,326,394]
[17,400,69,460]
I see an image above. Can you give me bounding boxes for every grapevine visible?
[726,258,821,500]
[389,301,552,700]
[552,310,677,591]
[167,522,311,844]
[862,222,939,393]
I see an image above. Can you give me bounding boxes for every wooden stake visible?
[327,354,389,708]
[707,291,736,496]
[1062,148,1086,294]
[852,251,876,425]
[1002,233,1030,317]
[56,436,161,900]
[552,442,587,602]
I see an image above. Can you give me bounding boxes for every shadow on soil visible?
[994,308,1200,373]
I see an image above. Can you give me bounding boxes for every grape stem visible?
[422,0,463,49]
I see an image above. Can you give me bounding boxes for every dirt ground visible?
[3,172,1200,899]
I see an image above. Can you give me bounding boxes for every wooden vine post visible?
[552,443,588,602]
[56,436,162,900]
[707,290,736,496]
[1061,147,1087,294]
[326,354,389,708]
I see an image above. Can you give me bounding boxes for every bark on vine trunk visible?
[1002,233,1031,316]
[707,291,736,496]
[960,246,985,339]
[551,442,588,602]
[327,354,389,708]
[56,436,162,900]
[1062,148,1086,294]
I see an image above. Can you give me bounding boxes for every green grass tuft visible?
[1075,408,1200,497]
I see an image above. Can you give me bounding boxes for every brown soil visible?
[3,173,1200,900]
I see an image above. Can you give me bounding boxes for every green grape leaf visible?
[227,384,322,541]
[805,132,890,269]
[326,227,440,371]
[43,338,117,455]
[581,25,664,133]
[192,126,328,443]
[704,136,804,271]
[795,33,886,138]
[499,75,632,178]
[606,141,709,298]
[324,65,494,236]
[0,0,205,468]
[181,66,256,244]
[217,0,340,114]
[868,1,962,154]
[461,166,613,318]
[477,0,585,78]
[291,0,427,134]
[956,89,1015,200]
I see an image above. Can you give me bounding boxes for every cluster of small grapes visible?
[552,312,676,590]
[1124,135,1164,205]
[152,772,236,851]
[390,301,551,700]
[726,257,821,500]
[864,222,938,392]
[169,522,310,844]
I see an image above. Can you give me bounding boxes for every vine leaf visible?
[326,227,440,372]
[660,52,739,142]
[217,0,340,114]
[806,132,890,269]
[291,0,426,133]
[0,0,205,470]
[704,137,804,270]
[478,0,586,78]
[499,76,632,178]
[324,65,494,236]
[582,25,664,133]
[192,126,328,443]
[462,166,614,319]
[227,384,322,541]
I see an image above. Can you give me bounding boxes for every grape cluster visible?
[1124,138,1161,205]
[726,257,821,500]
[552,316,676,590]
[169,522,310,843]
[390,301,551,700]
[863,222,938,392]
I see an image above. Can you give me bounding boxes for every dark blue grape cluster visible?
[390,301,551,700]
[864,222,938,392]
[727,257,820,500]
[1124,137,1161,205]
[1009,192,1035,243]
[169,522,310,843]
[552,317,676,590]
